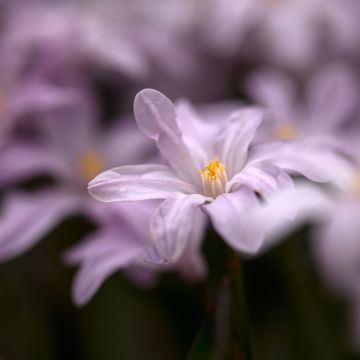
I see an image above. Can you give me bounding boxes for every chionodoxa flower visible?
[89,89,339,264]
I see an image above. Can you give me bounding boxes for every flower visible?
[0,93,154,261]
[200,0,359,69]
[247,64,358,147]
[89,89,341,264]
[251,144,360,348]
[310,150,360,348]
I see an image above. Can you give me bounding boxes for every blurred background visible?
[0,0,360,359]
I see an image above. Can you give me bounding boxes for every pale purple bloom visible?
[2,1,148,79]
[311,152,360,348]
[89,89,343,264]
[268,156,360,349]
[253,147,360,347]
[200,0,359,69]
[0,95,154,261]
[247,64,358,148]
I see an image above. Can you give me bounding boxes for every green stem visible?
[226,249,254,360]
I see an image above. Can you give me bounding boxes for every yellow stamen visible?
[274,123,298,141]
[200,159,225,180]
[79,150,104,182]
[200,159,228,198]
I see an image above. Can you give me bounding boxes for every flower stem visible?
[226,248,254,360]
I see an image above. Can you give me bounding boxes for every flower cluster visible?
[0,0,360,356]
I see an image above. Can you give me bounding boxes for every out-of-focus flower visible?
[310,149,360,348]
[200,0,359,69]
[247,64,358,147]
[89,89,344,264]
[252,146,360,348]
[1,0,219,103]
[0,94,154,262]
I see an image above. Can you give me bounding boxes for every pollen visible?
[274,123,298,141]
[200,159,228,198]
[79,150,104,182]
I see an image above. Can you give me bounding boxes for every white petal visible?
[88,164,196,202]
[134,89,201,187]
[148,193,208,263]
[203,188,263,255]
[217,107,264,178]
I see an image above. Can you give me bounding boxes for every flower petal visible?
[248,140,353,186]
[147,193,208,264]
[101,122,155,167]
[174,100,213,165]
[227,161,293,198]
[308,64,358,127]
[0,189,77,261]
[247,69,296,121]
[313,201,360,297]
[66,229,146,306]
[217,108,264,178]
[176,208,208,282]
[134,89,201,186]
[0,142,65,187]
[88,164,196,202]
[257,182,333,253]
[203,188,263,255]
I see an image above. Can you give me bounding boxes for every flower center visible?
[79,150,104,182]
[200,159,228,198]
[273,123,298,141]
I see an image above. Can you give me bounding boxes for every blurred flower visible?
[311,149,360,348]
[247,64,358,148]
[89,89,344,265]
[200,0,359,69]
[1,0,219,103]
[252,147,360,347]
[0,94,154,262]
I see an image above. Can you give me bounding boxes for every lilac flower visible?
[0,95,154,261]
[2,1,149,79]
[88,89,343,264]
[310,152,360,348]
[252,147,360,347]
[247,64,358,146]
[200,0,359,69]
[3,0,211,100]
